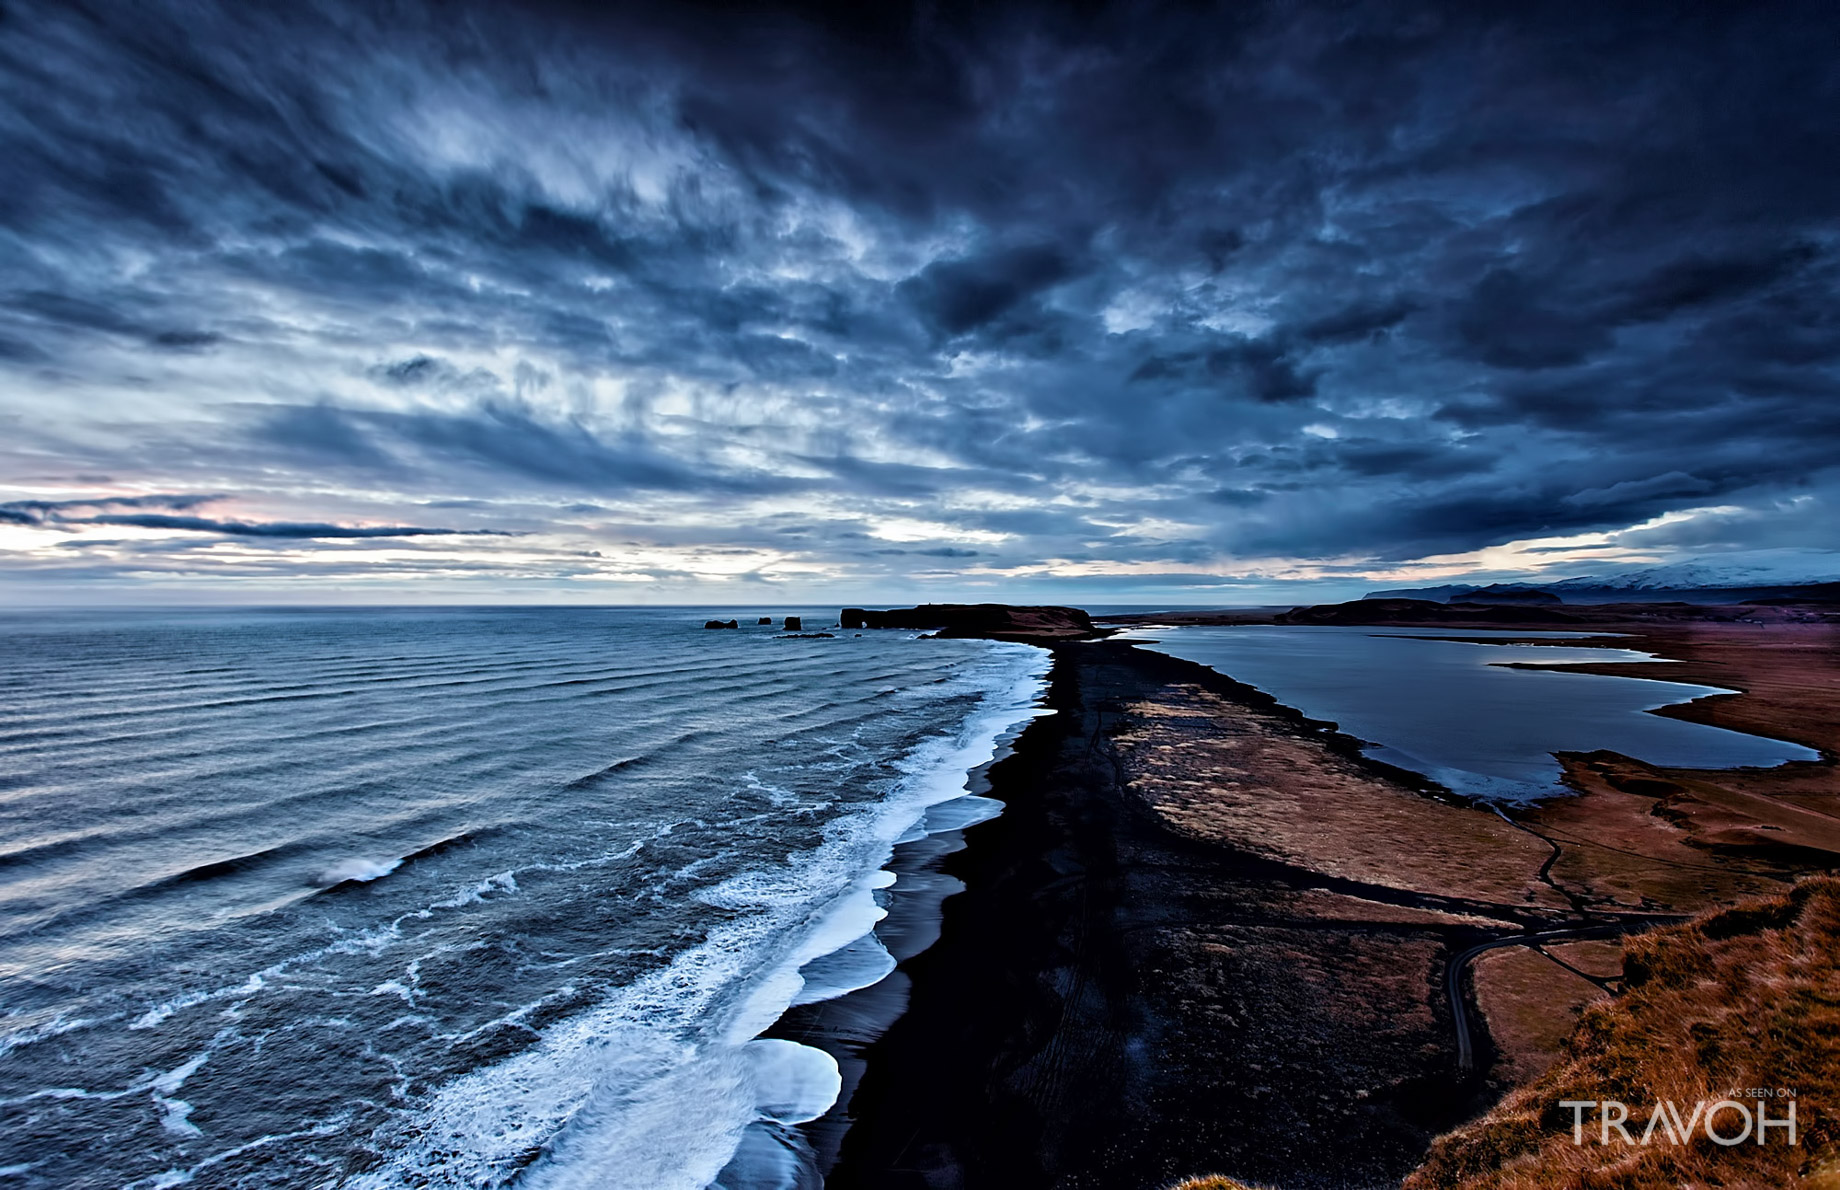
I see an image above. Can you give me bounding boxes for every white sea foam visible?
[151,1049,209,1096]
[789,933,896,1007]
[708,1124,820,1190]
[130,974,267,1031]
[921,793,1005,833]
[123,830,681,1040]
[121,1118,351,1190]
[142,1046,218,1140]
[314,856,403,885]
[743,1039,841,1124]
[0,1010,101,1058]
[155,1096,201,1138]
[348,642,1051,1190]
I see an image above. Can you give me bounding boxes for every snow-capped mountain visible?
[1547,554,1840,592]
[1367,552,1840,603]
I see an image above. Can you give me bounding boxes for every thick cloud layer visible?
[1,0,1837,601]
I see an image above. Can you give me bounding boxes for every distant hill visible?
[1368,556,1840,605]
[1282,598,1579,625]
[1393,583,1563,605]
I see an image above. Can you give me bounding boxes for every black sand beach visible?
[790,641,1512,1190]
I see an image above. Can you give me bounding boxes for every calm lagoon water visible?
[1118,625,1818,801]
[0,607,1046,1189]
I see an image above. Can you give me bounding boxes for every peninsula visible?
[807,597,1840,1189]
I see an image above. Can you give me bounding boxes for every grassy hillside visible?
[1406,876,1840,1190]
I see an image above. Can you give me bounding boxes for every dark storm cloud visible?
[899,243,1082,339]
[3,290,222,352]
[1611,245,1819,325]
[1,0,1837,589]
[1331,439,1495,480]
[79,515,507,539]
[0,495,220,521]
[1297,298,1419,346]
[873,547,982,558]
[1,496,499,538]
[1453,269,1614,370]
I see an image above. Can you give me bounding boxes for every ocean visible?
[0,607,1048,1189]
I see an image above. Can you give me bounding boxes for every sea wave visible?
[349,643,1049,1190]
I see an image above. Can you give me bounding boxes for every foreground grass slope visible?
[1406,876,1840,1190]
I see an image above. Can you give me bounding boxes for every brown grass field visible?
[1405,876,1840,1190]
[1116,607,1840,1189]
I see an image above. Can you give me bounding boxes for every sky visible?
[2,0,1838,606]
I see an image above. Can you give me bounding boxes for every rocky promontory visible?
[839,603,1098,642]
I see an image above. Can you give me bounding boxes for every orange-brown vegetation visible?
[1472,946,1609,1087]
[1535,621,1840,888]
[1406,876,1840,1190]
[1112,682,1564,912]
[1094,610,1839,1187]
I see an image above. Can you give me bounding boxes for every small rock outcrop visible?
[758,616,772,624]
[704,619,739,629]
[783,615,802,631]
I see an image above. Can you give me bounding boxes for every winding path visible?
[1446,921,1669,1071]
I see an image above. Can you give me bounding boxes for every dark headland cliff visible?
[840,603,1097,641]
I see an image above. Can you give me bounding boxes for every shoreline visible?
[731,641,1050,1186]
[819,640,1515,1189]
[800,607,1838,1188]
[762,685,1051,1180]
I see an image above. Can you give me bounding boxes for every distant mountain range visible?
[1367,556,1840,605]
